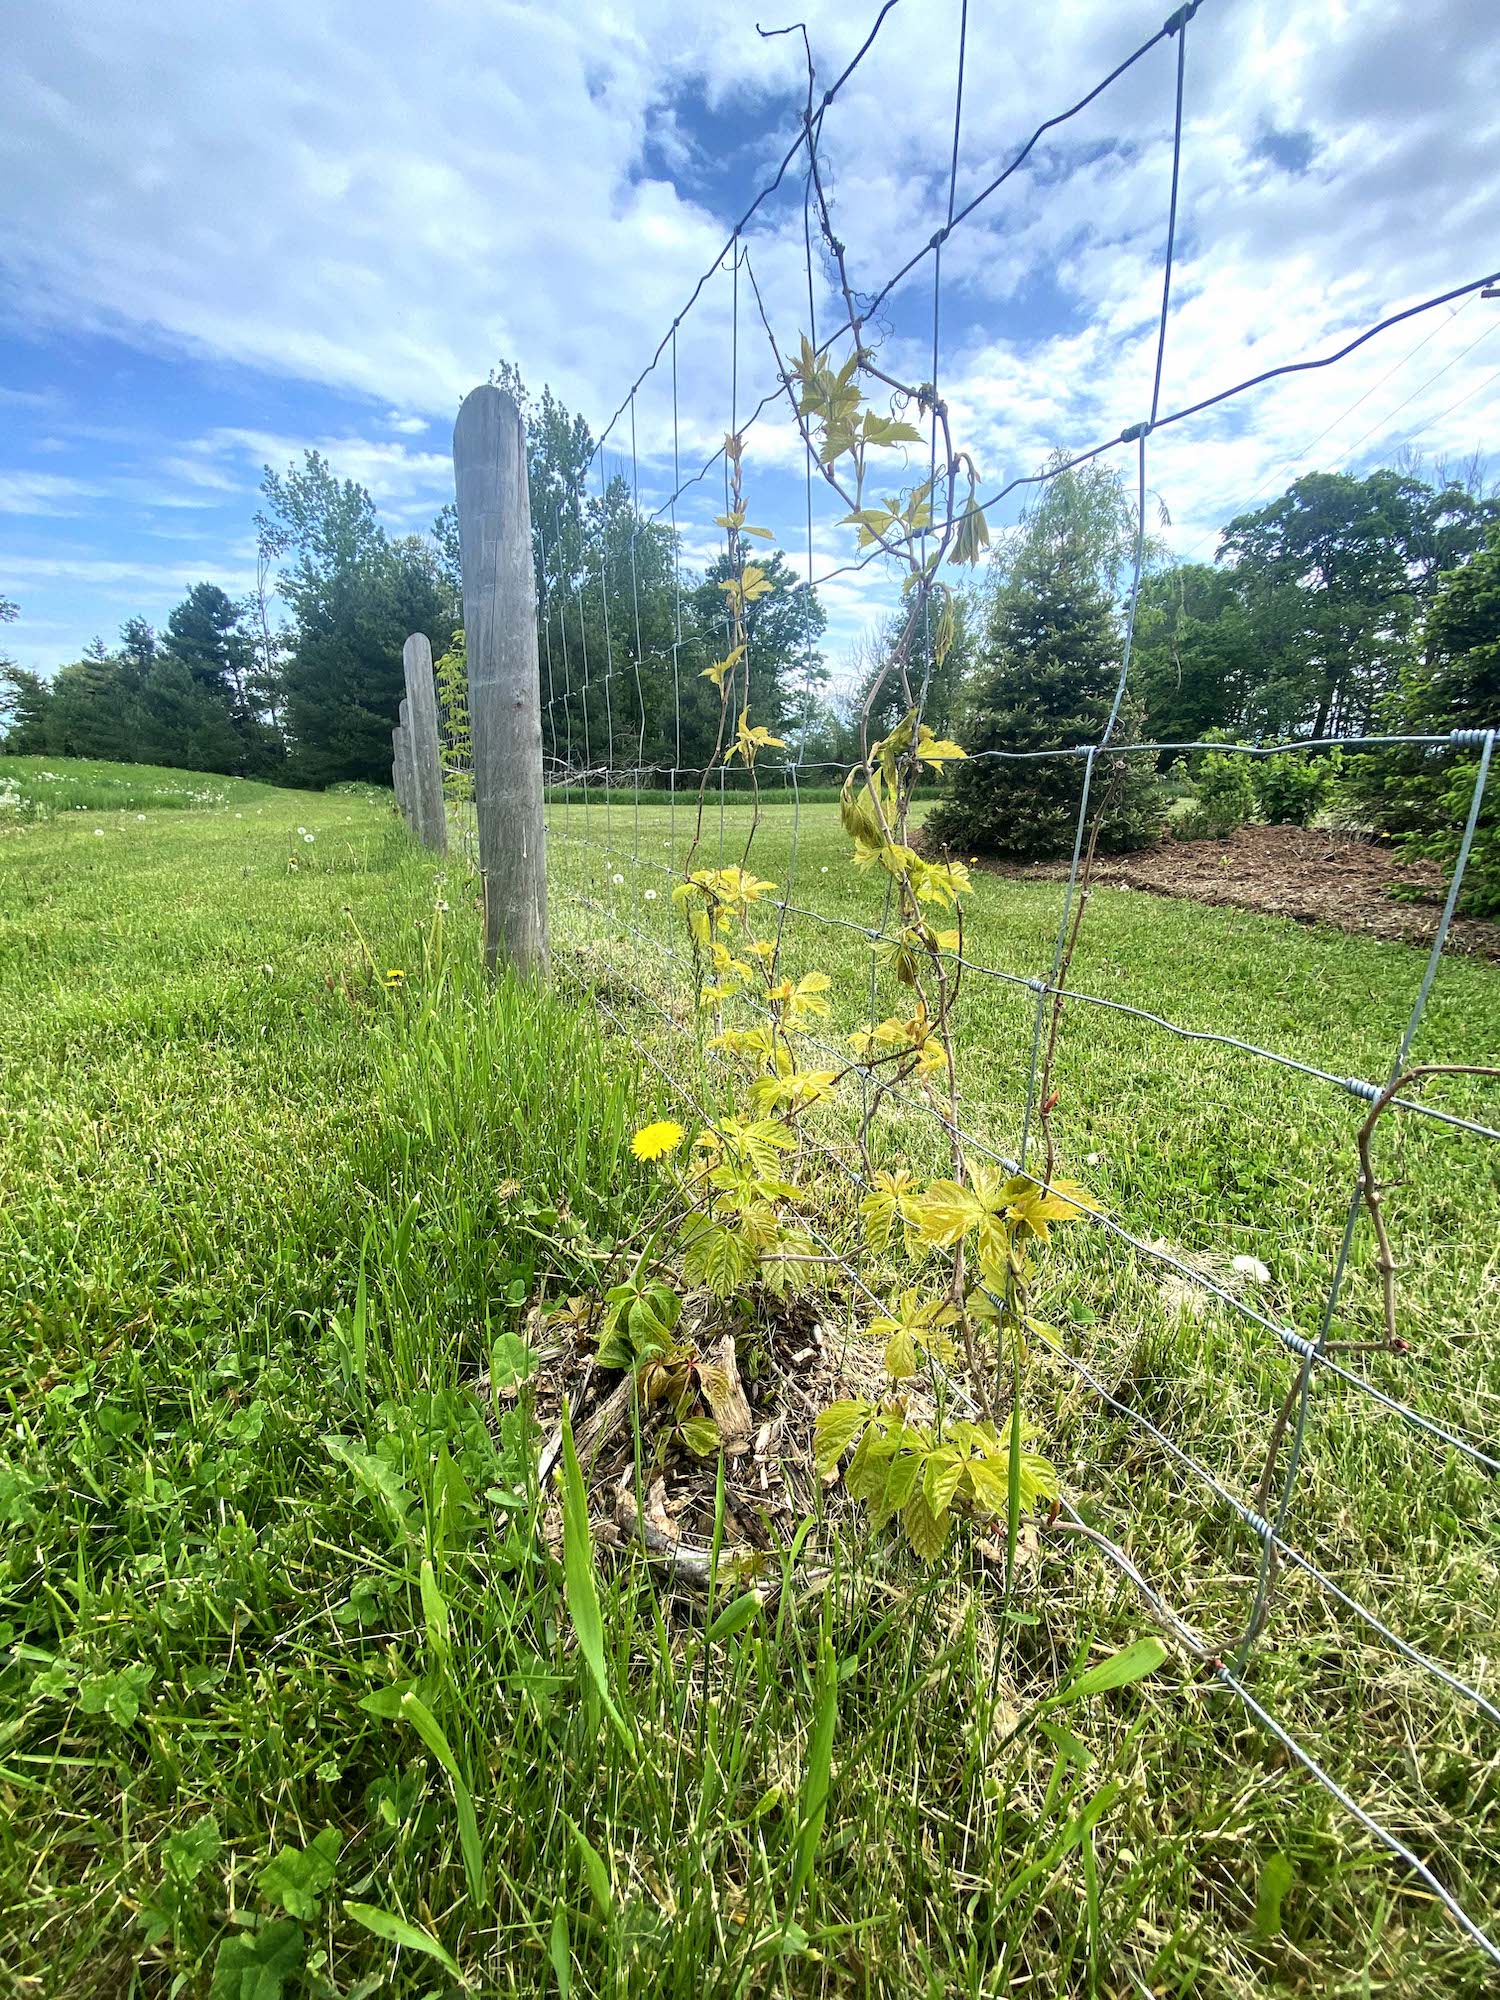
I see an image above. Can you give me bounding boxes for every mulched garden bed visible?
[980,823,1500,960]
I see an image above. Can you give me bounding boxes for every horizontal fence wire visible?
[492,0,1500,1968]
[561,906,1500,1728]
[545,816,1500,1143]
[569,955,1500,1971]
[538,734,1490,761]
[552,851,1500,1474]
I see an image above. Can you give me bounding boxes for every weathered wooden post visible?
[402,632,448,855]
[452,384,548,975]
[394,701,415,831]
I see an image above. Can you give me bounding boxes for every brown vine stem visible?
[744,77,991,1421]
[1241,1060,1499,1649]
[1033,752,1138,1188]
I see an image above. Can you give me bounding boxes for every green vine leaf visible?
[922,1447,966,1517]
[813,1400,871,1477]
[859,1169,916,1255]
[679,1417,721,1457]
[681,1220,758,1296]
[901,1486,949,1564]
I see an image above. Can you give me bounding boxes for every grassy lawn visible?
[546,790,1500,1987]
[2,763,1497,1996]
[0,753,296,817]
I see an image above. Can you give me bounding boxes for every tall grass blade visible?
[559,1401,632,1745]
[566,1815,613,1916]
[343,1901,464,1982]
[788,1635,838,1920]
[397,1690,485,1904]
[549,1905,573,1997]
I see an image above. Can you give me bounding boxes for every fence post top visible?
[402,631,434,670]
[454,382,523,450]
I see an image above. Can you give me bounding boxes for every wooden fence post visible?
[452,384,548,975]
[402,632,448,855]
[395,701,415,830]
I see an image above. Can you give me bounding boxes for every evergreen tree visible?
[261,454,453,786]
[118,616,158,681]
[48,646,141,762]
[0,666,54,752]
[132,655,241,772]
[147,587,286,776]
[0,599,57,752]
[927,467,1160,859]
[161,584,252,696]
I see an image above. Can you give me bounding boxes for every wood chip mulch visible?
[976,823,1500,960]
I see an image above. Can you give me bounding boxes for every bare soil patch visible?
[983,823,1500,960]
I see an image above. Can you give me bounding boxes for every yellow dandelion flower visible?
[631,1119,685,1162]
[384,969,406,986]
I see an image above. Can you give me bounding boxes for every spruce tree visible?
[132,656,241,772]
[927,539,1160,860]
[162,584,253,697]
[48,646,141,762]
[261,456,452,786]
[0,665,54,752]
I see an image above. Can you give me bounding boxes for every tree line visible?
[0,368,828,789]
[925,456,1500,912]
[3,375,1495,905]
[0,455,457,789]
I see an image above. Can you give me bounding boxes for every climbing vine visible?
[434,631,474,808]
[560,270,1101,1565]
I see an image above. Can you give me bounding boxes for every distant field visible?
[0,753,302,817]
[543,779,848,808]
[2,763,1498,1997]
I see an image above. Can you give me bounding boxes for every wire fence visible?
[478,0,1498,1967]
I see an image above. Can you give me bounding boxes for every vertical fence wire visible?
[516,0,1500,1968]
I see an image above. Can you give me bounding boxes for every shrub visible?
[1172,745,1256,841]
[1396,754,1500,918]
[1255,751,1335,825]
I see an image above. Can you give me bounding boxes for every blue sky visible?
[4,0,1497,691]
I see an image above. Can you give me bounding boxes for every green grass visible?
[0,752,304,818]
[545,791,1500,1989]
[543,781,848,809]
[2,765,1497,1997]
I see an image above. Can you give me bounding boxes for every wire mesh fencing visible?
[469,0,1499,1967]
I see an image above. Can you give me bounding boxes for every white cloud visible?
[2,552,257,591]
[184,427,455,525]
[0,471,106,516]
[2,0,1496,673]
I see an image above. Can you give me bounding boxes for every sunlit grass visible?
[0,752,300,818]
[1,768,1497,1997]
[545,792,1500,1993]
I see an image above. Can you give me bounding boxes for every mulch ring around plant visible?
[977,823,1500,960]
[482,1290,910,1607]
